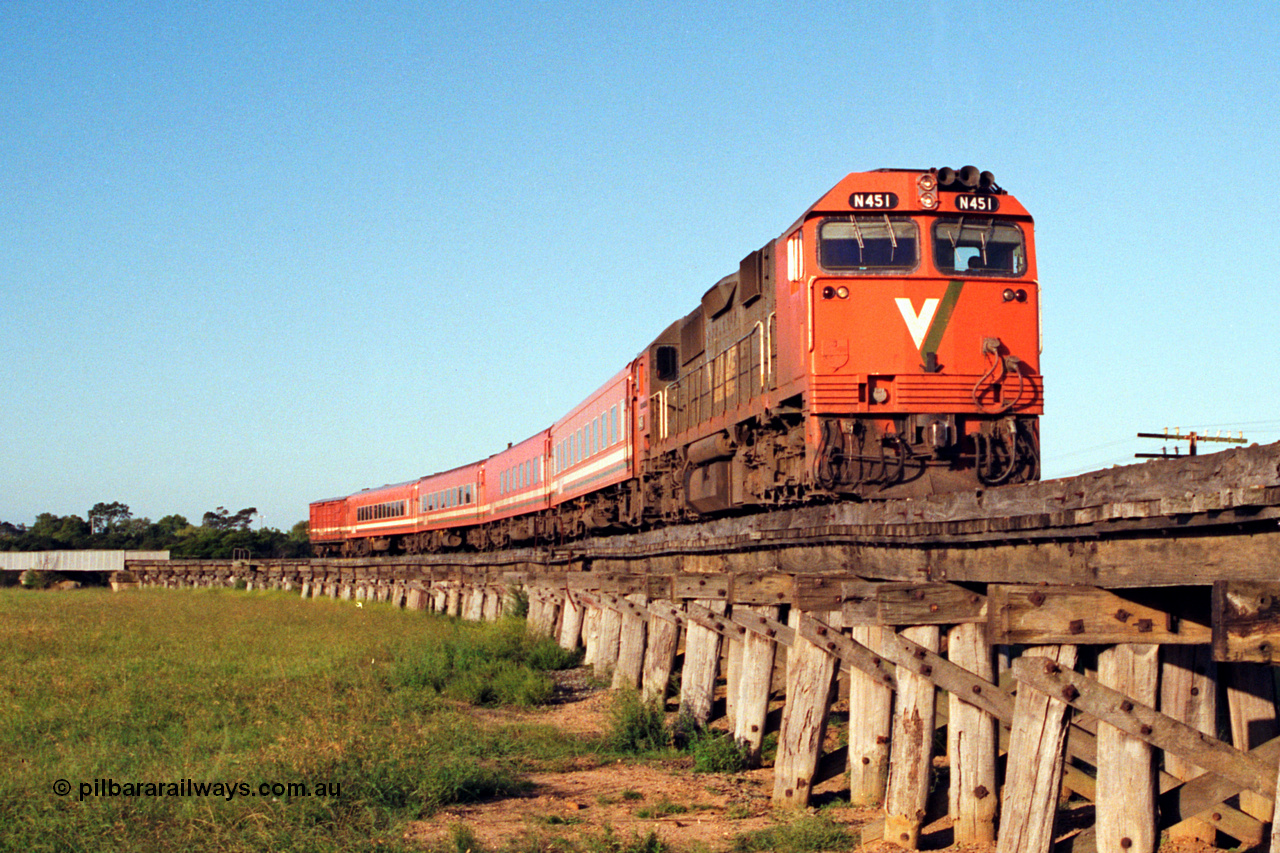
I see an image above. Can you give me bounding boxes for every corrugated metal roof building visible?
[0,551,170,573]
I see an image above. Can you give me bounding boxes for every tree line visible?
[0,502,311,558]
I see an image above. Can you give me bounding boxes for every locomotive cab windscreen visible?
[932,218,1027,276]
[818,216,919,272]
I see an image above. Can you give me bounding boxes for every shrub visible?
[668,710,700,750]
[19,570,51,589]
[509,585,529,618]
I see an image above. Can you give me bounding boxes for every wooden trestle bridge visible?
[125,442,1280,853]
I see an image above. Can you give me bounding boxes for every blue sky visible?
[3,2,1278,530]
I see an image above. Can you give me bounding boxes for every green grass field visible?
[0,587,588,853]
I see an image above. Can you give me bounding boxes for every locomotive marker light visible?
[917,172,938,209]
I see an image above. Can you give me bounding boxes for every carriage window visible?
[933,218,1026,277]
[819,216,918,272]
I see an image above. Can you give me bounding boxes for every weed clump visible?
[668,710,750,772]
[605,688,668,753]
[689,729,750,773]
[393,617,581,707]
[731,813,852,852]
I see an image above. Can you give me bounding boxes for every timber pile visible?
[123,442,1280,853]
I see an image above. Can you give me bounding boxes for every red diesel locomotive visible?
[311,166,1043,556]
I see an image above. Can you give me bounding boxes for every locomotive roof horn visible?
[934,166,1000,194]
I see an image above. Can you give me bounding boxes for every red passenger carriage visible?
[404,461,483,553]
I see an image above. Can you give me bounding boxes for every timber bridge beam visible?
[126,442,1280,853]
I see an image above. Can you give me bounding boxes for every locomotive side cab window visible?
[933,218,1027,276]
[787,231,803,281]
[818,216,918,272]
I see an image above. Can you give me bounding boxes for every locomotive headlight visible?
[836,286,849,299]
[919,191,938,209]
[1002,289,1016,302]
[871,387,889,404]
[917,173,937,192]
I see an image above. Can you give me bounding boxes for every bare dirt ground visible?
[404,669,937,853]
[403,669,1227,853]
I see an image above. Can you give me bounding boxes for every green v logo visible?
[894,281,964,354]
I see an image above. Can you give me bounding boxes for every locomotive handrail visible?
[765,311,777,386]
[753,320,766,388]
